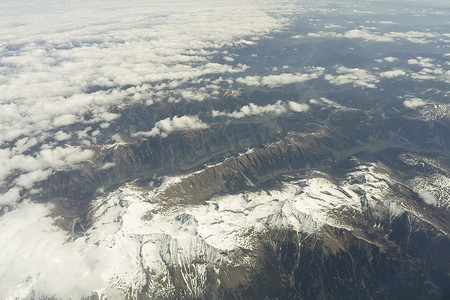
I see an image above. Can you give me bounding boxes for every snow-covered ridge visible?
[418,103,450,121]
[3,160,446,299]
[79,163,409,296]
[399,153,450,209]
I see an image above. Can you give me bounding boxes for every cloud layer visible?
[0,0,291,204]
[0,201,108,299]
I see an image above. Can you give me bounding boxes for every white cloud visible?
[410,73,437,81]
[343,29,393,42]
[132,115,208,138]
[100,162,116,170]
[179,89,210,102]
[0,146,94,183]
[236,67,324,87]
[287,101,310,112]
[403,98,427,109]
[223,56,235,62]
[14,169,53,189]
[419,191,437,206]
[0,146,95,206]
[0,0,295,205]
[386,31,438,44]
[325,66,379,88]
[377,21,396,24]
[54,131,71,141]
[307,31,343,38]
[308,97,340,108]
[0,187,21,206]
[212,100,309,119]
[407,57,435,68]
[324,24,343,29]
[52,114,80,127]
[406,57,448,83]
[308,27,445,44]
[0,201,108,299]
[384,57,398,62]
[379,69,406,78]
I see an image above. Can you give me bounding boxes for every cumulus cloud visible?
[179,89,212,102]
[384,57,398,62]
[212,100,309,119]
[403,98,427,109]
[325,66,379,88]
[54,131,72,142]
[407,57,435,68]
[419,191,437,206]
[406,56,448,84]
[379,69,406,78]
[236,67,324,87]
[132,115,208,138]
[287,101,311,112]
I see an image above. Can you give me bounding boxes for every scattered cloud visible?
[343,28,393,42]
[179,90,211,102]
[307,31,343,38]
[100,162,116,170]
[384,57,398,62]
[385,31,438,44]
[324,24,343,29]
[0,146,95,205]
[403,98,427,109]
[0,0,292,204]
[419,191,437,206]
[309,97,338,106]
[407,57,435,68]
[377,21,397,24]
[325,66,379,88]
[288,101,311,112]
[406,56,449,82]
[379,69,406,78]
[132,115,208,138]
[236,67,324,87]
[308,27,446,44]
[212,100,309,119]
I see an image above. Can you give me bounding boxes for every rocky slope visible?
[74,153,450,299]
[16,103,449,299]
